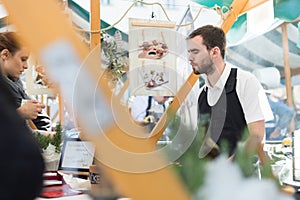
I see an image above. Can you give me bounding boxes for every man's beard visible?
[190,55,214,75]
[193,68,201,75]
[193,62,213,75]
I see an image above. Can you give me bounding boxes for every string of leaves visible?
[101,30,128,87]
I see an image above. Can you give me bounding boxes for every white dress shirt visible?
[201,64,273,124]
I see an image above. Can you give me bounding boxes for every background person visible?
[0,32,51,131]
[264,86,295,141]
[187,25,273,161]
[130,96,170,123]
[130,96,170,132]
[252,67,295,142]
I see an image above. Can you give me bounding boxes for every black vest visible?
[198,68,247,156]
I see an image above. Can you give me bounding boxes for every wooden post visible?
[282,23,294,108]
[90,0,100,49]
[282,23,295,132]
[58,93,64,125]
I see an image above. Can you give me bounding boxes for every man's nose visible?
[188,53,193,61]
[23,62,28,69]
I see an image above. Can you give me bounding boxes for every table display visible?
[293,130,300,182]
[264,130,300,192]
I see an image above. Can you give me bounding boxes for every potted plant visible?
[32,123,65,170]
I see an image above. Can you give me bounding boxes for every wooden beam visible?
[221,0,249,33]
[240,0,269,15]
[292,16,300,22]
[282,23,294,108]
[279,66,300,77]
[90,0,101,49]
[291,67,300,76]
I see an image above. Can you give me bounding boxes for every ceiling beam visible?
[221,0,249,33]
[291,67,300,76]
[292,16,300,22]
[280,66,300,77]
[240,0,269,15]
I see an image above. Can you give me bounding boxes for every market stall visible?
[1,0,300,199]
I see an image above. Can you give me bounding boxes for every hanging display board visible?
[128,18,177,96]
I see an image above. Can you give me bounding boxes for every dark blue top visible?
[265,95,294,140]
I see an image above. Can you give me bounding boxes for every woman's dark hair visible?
[0,32,22,55]
[187,25,226,59]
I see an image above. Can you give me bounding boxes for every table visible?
[36,194,93,200]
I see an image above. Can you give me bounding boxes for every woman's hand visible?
[17,99,45,119]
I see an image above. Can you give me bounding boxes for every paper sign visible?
[60,140,95,171]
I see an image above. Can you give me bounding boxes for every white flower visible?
[195,155,293,200]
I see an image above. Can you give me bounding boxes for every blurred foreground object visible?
[0,73,44,200]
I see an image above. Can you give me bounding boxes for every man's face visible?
[3,48,29,79]
[187,35,214,75]
[153,96,169,104]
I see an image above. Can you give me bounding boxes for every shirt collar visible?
[204,64,231,90]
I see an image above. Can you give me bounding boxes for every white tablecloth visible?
[36,193,92,200]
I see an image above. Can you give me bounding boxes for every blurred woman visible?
[0,31,51,130]
[0,31,45,199]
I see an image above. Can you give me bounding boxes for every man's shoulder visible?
[224,64,254,79]
[235,67,252,76]
[235,68,258,84]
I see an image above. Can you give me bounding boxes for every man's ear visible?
[0,49,10,61]
[210,47,220,58]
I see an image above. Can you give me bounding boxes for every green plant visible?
[33,123,64,153]
[51,123,64,153]
[32,131,51,150]
[170,119,279,195]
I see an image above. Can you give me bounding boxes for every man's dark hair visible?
[187,25,226,59]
